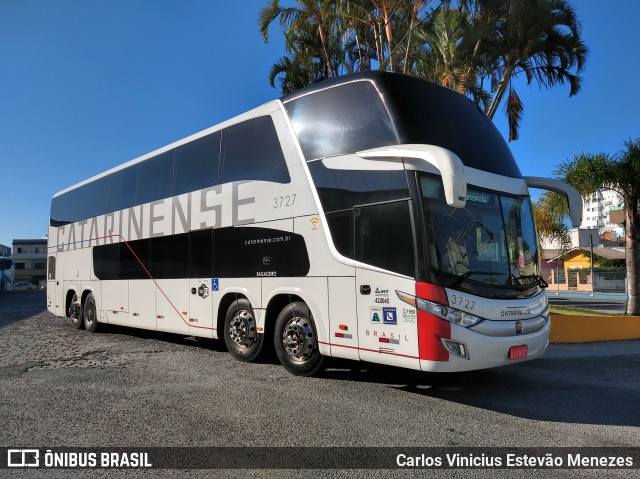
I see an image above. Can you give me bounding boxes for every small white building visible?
[540,227,600,251]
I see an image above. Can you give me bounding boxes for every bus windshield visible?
[419,175,541,290]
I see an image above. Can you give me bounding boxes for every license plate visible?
[509,345,528,360]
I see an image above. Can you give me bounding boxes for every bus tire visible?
[83,292,100,333]
[68,292,84,329]
[223,298,263,362]
[274,302,323,376]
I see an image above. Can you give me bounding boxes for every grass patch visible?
[550,305,623,316]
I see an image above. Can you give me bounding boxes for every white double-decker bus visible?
[47,72,581,376]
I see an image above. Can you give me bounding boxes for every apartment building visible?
[12,238,47,287]
[581,188,624,237]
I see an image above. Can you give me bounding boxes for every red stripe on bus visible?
[94,234,215,331]
[416,282,450,361]
[416,281,449,305]
[318,341,420,360]
[417,310,450,362]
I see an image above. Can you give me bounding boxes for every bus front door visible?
[356,268,421,370]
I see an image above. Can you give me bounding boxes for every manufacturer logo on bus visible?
[515,320,523,335]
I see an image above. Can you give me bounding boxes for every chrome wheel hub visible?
[282,317,315,362]
[229,310,257,348]
[85,304,95,326]
[69,300,81,321]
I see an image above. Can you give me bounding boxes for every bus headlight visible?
[528,296,549,317]
[425,301,482,327]
[397,291,483,328]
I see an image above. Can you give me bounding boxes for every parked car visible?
[13,282,38,291]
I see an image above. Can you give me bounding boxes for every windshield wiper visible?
[451,270,498,289]
[512,274,549,289]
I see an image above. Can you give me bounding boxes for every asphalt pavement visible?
[1,292,638,479]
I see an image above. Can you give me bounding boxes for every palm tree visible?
[269,54,315,94]
[259,0,587,142]
[259,0,338,77]
[357,0,433,73]
[481,0,587,140]
[416,7,469,92]
[400,0,428,73]
[555,140,640,315]
[334,0,398,72]
[414,6,489,107]
[268,19,346,93]
[532,191,571,253]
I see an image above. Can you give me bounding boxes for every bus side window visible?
[174,131,221,197]
[219,116,290,184]
[189,229,214,278]
[119,240,150,280]
[149,234,189,279]
[326,210,355,260]
[136,151,176,205]
[107,166,138,213]
[51,177,109,226]
[48,256,56,280]
[354,201,415,278]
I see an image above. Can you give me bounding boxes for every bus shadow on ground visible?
[74,322,640,428]
[98,324,229,353]
[319,357,640,427]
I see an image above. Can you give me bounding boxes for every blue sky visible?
[1,0,639,249]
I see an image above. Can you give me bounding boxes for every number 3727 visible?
[450,294,475,310]
[273,194,296,209]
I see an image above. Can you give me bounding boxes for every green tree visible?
[332,0,429,73]
[556,140,640,315]
[260,0,588,142]
[259,0,339,78]
[414,6,490,107]
[459,0,587,140]
[267,20,344,93]
[532,191,571,255]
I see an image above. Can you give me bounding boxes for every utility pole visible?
[589,234,594,293]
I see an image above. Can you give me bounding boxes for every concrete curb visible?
[546,291,627,301]
[549,313,640,343]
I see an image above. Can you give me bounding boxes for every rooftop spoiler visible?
[524,176,582,228]
[357,144,467,208]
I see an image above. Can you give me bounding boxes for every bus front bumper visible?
[419,317,550,373]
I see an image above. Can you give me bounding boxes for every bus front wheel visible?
[274,302,323,376]
[223,299,263,362]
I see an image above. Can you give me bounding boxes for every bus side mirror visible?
[524,176,583,228]
[357,144,467,208]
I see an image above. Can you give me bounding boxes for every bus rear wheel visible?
[223,298,263,362]
[274,302,323,376]
[83,292,100,333]
[68,292,83,329]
